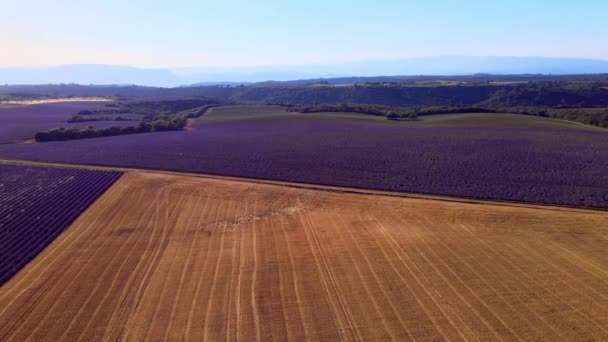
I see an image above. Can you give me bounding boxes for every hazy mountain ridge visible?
[0,65,179,87]
[2,57,608,87]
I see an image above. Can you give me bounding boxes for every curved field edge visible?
[199,105,606,130]
[1,171,608,340]
[0,164,122,285]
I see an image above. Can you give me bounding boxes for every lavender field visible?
[0,102,137,144]
[0,164,122,284]
[1,107,607,209]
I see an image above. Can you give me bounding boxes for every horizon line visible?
[2,55,608,70]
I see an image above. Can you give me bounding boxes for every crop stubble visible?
[1,171,608,341]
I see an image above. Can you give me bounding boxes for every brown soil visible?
[1,171,608,341]
[15,138,36,144]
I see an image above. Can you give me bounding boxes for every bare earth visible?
[0,97,112,106]
[1,171,608,341]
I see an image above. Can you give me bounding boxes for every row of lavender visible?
[1,117,607,208]
[0,164,122,285]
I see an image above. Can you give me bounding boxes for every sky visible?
[1,0,607,68]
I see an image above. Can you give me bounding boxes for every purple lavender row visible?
[1,118,607,209]
[0,164,122,285]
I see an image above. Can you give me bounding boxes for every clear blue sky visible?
[2,0,607,67]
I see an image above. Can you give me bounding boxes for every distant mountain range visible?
[2,57,608,87]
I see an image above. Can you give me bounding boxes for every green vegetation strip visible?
[288,104,608,127]
[35,99,226,142]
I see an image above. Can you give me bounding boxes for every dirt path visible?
[1,171,608,340]
[0,98,113,105]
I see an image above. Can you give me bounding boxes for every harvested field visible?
[2,171,608,340]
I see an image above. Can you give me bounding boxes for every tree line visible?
[36,100,225,142]
[67,116,138,123]
[287,103,608,127]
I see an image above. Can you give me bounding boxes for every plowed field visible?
[2,171,608,341]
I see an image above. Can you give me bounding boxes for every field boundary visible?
[0,157,604,214]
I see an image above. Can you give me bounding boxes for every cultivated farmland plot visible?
[0,164,122,285]
[1,105,607,209]
[2,171,608,340]
[0,101,136,144]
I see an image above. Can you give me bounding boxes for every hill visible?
[3,57,608,86]
[3,80,608,107]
